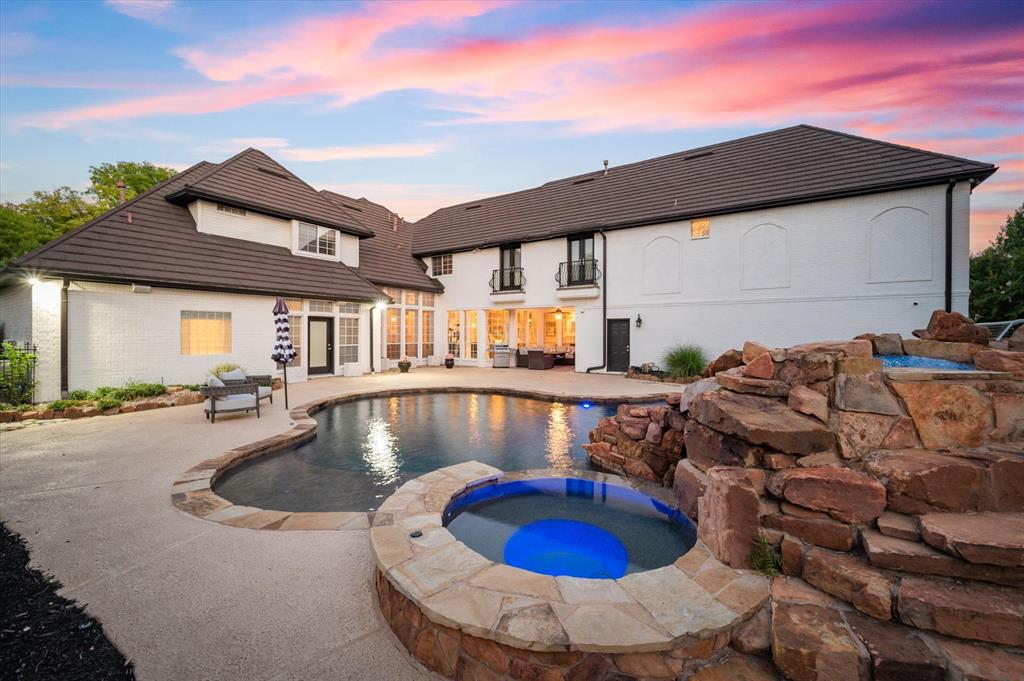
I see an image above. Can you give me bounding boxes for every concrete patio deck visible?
[0,368,675,681]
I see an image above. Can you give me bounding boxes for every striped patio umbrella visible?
[271,297,297,408]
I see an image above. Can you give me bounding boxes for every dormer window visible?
[298,222,337,256]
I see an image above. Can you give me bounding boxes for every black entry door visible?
[607,318,630,372]
[308,317,334,375]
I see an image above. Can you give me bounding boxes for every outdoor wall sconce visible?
[636,314,643,328]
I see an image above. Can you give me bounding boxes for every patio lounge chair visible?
[516,348,530,368]
[528,350,554,370]
[218,368,273,405]
[201,376,260,423]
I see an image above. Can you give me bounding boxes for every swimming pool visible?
[213,392,624,512]
[444,477,696,578]
[876,355,974,370]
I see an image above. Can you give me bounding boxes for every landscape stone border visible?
[171,387,670,531]
[371,462,769,679]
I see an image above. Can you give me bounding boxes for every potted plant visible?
[444,353,455,369]
[398,356,412,373]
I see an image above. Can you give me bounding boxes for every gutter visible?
[585,230,608,374]
[945,180,955,313]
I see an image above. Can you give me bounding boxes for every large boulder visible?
[786,339,873,357]
[678,376,721,413]
[704,348,744,378]
[974,348,1024,374]
[890,382,993,450]
[672,459,707,521]
[801,547,896,620]
[863,449,990,514]
[912,310,991,345]
[743,352,775,380]
[766,467,886,523]
[689,391,835,456]
[716,368,789,397]
[902,338,984,364]
[918,512,1024,567]
[776,352,837,386]
[844,612,945,681]
[834,411,898,459]
[833,374,902,416]
[697,467,759,569]
[1009,325,1024,352]
[772,600,869,681]
[788,385,828,422]
[871,333,904,356]
[897,576,1024,646]
[683,419,764,471]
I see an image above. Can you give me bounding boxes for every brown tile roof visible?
[165,148,373,237]
[411,125,997,256]
[6,163,384,302]
[320,190,442,293]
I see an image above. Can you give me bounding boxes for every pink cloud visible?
[971,208,1017,252]
[281,142,444,162]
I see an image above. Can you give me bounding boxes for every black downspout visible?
[945,180,955,313]
[60,278,69,397]
[586,230,608,373]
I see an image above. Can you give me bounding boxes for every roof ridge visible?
[178,147,254,189]
[796,124,995,169]
[8,161,214,269]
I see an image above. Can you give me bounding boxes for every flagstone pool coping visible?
[370,462,769,655]
[170,386,670,531]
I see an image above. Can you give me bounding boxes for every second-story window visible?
[565,233,596,285]
[431,254,452,276]
[497,244,522,290]
[298,222,337,256]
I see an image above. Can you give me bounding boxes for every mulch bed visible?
[1,524,135,681]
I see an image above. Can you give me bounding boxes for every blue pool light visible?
[504,519,628,578]
[580,402,592,409]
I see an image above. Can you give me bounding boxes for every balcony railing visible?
[490,267,525,293]
[556,259,601,288]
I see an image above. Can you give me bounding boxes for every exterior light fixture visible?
[554,307,564,320]
[27,277,41,286]
[375,300,388,311]
[636,314,643,329]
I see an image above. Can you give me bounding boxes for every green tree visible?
[0,206,52,267]
[87,161,177,209]
[970,204,1024,323]
[12,186,101,236]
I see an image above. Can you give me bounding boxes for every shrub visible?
[95,397,123,411]
[107,381,166,401]
[748,534,782,577]
[0,342,37,405]
[49,399,84,411]
[663,344,708,379]
[209,362,244,378]
[67,389,91,400]
[92,386,117,397]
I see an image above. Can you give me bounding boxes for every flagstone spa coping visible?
[371,462,769,657]
[170,386,670,531]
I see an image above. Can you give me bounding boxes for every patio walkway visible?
[0,368,674,681]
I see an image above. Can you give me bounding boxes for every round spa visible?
[370,463,769,680]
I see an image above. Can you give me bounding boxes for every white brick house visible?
[0,126,997,401]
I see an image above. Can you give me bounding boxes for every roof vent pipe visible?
[392,215,398,231]
[603,160,608,176]
[117,180,127,204]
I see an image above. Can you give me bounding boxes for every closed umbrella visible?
[271,298,297,408]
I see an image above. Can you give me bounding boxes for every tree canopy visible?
[970,203,1024,323]
[1,162,177,267]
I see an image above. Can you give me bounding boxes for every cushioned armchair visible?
[218,368,273,405]
[200,376,260,423]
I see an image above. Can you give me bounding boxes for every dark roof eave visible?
[366,276,445,294]
[1,266,382,303]
[165,186,374,238]
[411,169,996,257]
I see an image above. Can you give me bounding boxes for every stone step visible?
[688,391,835,456]
[919,512,1024,567]
[800,546,896,620]
[932,636,1024,681]
[862,529,1024,588]
[844,611,945,681]
[876,511,919,541]
[863,448,998,514]
[897,575,1024,647]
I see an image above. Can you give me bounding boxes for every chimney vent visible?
[117,180,127,204]
[392,214,398,231]
[603,160,608,176]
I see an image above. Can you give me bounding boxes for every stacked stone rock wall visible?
[585,318,1024,680]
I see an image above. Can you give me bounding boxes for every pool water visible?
[444,478,696,578]
[214,392,623,512]
[876,355,974,370]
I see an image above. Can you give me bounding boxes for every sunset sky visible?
[1,0,1021,251]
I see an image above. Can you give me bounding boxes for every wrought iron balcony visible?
[490,267,525,293]
[556,259,601,288]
